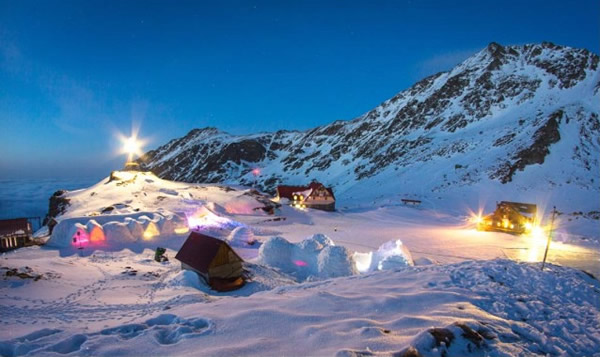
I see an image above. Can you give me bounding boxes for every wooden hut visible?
[0,218,33,252]
[276,181,335,211]
[175,232,245,292]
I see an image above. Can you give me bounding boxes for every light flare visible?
[467,207,485,225]
[116,128,147,162]
[529,225,547,246]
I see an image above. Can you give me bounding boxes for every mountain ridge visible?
[140,41,600,210]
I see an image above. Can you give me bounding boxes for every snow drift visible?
[354,240,414,273]
[227,226,256,246]
[258,234,357,281]
[258,235,415,280]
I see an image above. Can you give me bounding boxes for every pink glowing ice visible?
[293,260,308,267]
[72,228,89,246]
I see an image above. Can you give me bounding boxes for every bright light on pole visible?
[124,137,139,161]
[121,135,142,162]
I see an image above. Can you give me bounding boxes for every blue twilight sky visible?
[1,0,598,179]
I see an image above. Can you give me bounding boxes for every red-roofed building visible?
[175,231,245,292]
[276,181,335,211]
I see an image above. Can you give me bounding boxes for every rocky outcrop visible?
[43,190,71,233]
[493,110,563,183]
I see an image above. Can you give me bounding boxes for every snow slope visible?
[44,170,277,253]
[1,170,599,356]
[140,42,600,213]
[1,252,598,356]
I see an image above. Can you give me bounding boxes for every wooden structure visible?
[123,161,142,171]
[0,218,33,252]
[477,201,537,234]
[401,199,422,205]
[175,232,245,292]
[276,181,335,211]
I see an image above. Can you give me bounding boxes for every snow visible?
[40,171,275,253]
[257,234,357,281]
[141,44,600,223]
[354,240,414,273]
[1,171,599,356]
[1,250,598,356]
[227,226,255,246]
[1,43,599,355]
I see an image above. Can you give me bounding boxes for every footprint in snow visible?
[0,328,63,357]
[44,334,87,355]
[100,314,213,345]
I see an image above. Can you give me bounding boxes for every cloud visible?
[417,48,480,77]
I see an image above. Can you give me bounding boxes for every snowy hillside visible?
[2,251,599,356]
[40,170,278,252]
[141,42,600,212]
[2,169,599,356]
[47,171,276,221]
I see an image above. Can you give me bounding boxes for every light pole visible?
[541,206,558,271]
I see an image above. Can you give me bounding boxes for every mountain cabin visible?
[0,218,33,252]
[175,231,245,292]
[276,181,335,211]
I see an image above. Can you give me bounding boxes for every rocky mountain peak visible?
[140,42,599,208]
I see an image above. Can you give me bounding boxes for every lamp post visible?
[541,206,558,271]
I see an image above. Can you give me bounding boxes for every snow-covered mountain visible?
[141,42,600,211]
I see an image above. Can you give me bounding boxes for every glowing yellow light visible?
[525,241,541,262]
[502,219,509,228]
[467,207,485,226]
[525,222,533,231]
[530,225,545,242]
[143,222,159,240]
[125,137,138,153]
[89,226,105,242]
[174,227,189,235]
[118,132,146,162]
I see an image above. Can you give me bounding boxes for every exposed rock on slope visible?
[140,42,599,208]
